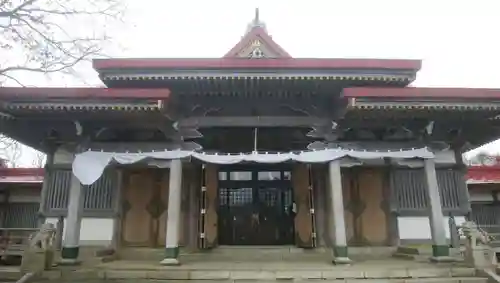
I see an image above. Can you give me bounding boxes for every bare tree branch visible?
[0,135,22,167]
[32,151,45,168]
[0,0,124,85]
[0,0,124,162]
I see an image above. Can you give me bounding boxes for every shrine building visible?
[1,10,500,265]
[466,159,500,231]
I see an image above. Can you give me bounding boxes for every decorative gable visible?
[223,9,292,59]
[249,47,265,58]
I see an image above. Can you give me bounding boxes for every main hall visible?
[1,9,499,266]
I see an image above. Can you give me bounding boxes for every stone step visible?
[0,269,22,282]
[92,266,479,280]
[34,279,489,283]
[118,246,397,261]
[33,261,484,282]
[141,279,487,283]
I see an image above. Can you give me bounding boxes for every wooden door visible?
[343,168,389,246]
[357,168,388,245]
[156,172,170,246]
[341,169,355,244]
[121,169,168,247]
[292,164,314,248]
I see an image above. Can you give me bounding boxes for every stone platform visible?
[0,246,488,282]
[30,259,486,283]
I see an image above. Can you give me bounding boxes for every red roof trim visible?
[93,58,421,72]
[0,168,44,176]
[467,166,500,184]
[343,87,500,99]
[223,27,292,58]
[0,168,44,184]
[0,88,171,99]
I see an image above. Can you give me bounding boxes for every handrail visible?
[457,221,498,270]
[16,272,35,283]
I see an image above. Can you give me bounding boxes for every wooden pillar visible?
[161,159,183,265]
[328,160,351,264]
[60,173,84,265]
[424,159,450,261]
[37,152,54,227]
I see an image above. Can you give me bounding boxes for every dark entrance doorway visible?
[217,165,295,245]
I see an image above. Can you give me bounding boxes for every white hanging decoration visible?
[73,147,435,186]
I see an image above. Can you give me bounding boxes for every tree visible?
[32,151,45,167]
[0,136,22,167]
[0,0,124,165]
[0,0,124,85]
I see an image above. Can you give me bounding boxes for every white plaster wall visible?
[46,217,113,246]
[469,190,494,202]
[8,187,41,203]
[398,216,466,239]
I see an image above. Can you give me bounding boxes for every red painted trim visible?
[223,27,292,58]
[467,166,500,183]
[0,168,44,184]
[0,88,171,99]
[0,168,44,176]
[343,87,500,99]
[0,167,45,176]
[93,58,421,72]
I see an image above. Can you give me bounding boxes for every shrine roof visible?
[93,57,421,72]
[343,87,500,99]
[93,9,421,75]
[0,87,170,99]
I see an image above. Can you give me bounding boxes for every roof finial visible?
[246,8,266,33]
[254,8,260,24]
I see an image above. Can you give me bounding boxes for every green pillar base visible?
[160,247,180,266]
[432,245,449,257]
[61,246,79,260]
[333,246,348,258]
[332,246,352,264]
[59,246,81,266]
[164,247,180,259]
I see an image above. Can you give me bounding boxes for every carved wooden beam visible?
[178,116,331,128]
[85,141,202,152]
[307,141,452,151]
[306,123,339,142]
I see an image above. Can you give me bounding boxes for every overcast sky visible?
[14,0,500,165]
